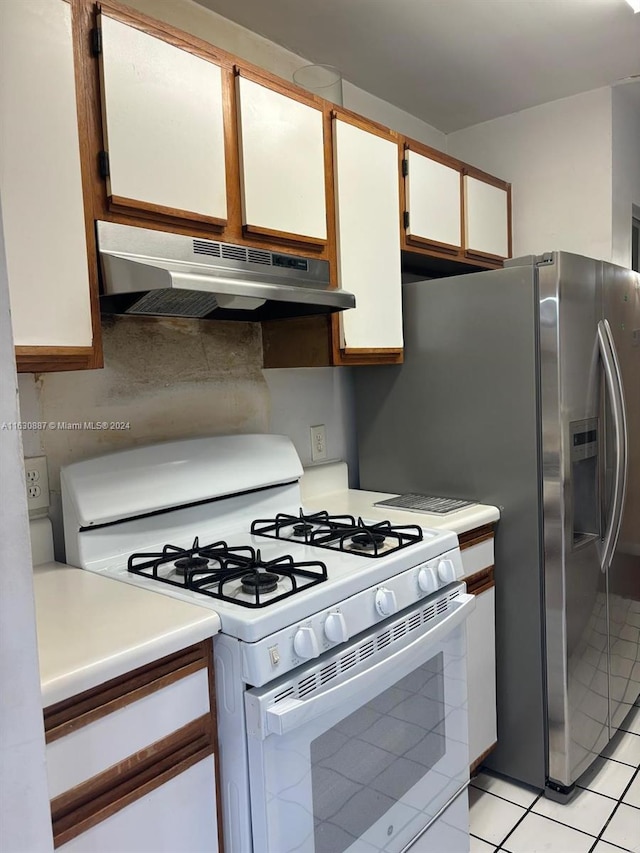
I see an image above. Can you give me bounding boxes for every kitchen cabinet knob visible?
[293,625,320,660]
[418,566,439,593]
[324,611,349,644]
[375,587,397,617]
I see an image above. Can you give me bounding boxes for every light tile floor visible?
[470,704,640,853]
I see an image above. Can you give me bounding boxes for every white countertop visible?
[34,563,221,707]
[301,462,500,536]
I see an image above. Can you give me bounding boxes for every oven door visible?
[244,590,474,853]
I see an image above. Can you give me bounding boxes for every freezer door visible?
[539,253,610,790]
[602,263,640,732]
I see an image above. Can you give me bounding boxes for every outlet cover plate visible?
[24,455,49,514]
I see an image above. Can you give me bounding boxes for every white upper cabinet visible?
[236,74,327,243]
[334,118,403,352]
[99,13,227,224]
[0,0,92,348]
[405,149,461,251]
[464,175,510,259]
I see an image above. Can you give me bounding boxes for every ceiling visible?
[193,0,640,132]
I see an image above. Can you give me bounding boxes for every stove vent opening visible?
[221,244,248,262]
[276,589,462,704]
[247,249,272,266]
[193,238,222,257]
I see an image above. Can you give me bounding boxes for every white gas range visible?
[61,435,474,853]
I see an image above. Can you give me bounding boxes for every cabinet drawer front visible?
[100,13,227,222]
[461,538,495,579]
[56,755,218,853]
[0,0,92,347]
[464,176,509,258]
[406,151,461,248]
[467,586,497,764]
[237,75,327,240]
[47,668,209,798]
[335,119,403,350]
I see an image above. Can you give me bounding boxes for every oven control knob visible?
[437,559,458,585]
[418,566,439,594]
[324,611,349,644]
[293,626,320,660]
[375,587,397,617]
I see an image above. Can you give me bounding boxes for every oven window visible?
[310,653,446,853]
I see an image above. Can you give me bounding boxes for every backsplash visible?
[18,315,357,560]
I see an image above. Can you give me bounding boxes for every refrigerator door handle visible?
[597,319,629,573]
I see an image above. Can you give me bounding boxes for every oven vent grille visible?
[275,589,461,704]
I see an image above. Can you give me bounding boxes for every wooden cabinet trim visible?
[458,524,496,550]
[343,347,403,356]
[332,108,399,143]
[50,714,214,848]
[108,196,227,230]
[242,224,327,250]
[44,641,210,742]
[404,233,460,255]
[402,136,463,172]
[16,347,97,373]
[234,64,325,111]
[465,566,495,596]
[470,741,497,775]
[462,163,510,192]
[96,0,231,67]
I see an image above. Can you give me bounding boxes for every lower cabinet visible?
[460,526,497,770]
[43,640,221,851]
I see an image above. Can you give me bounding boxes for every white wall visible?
[447,88,614,260]
[0,205,54,852]
[264,367,359,483]
[611,82,640,268]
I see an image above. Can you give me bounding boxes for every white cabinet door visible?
[0,0,92,347]
[58,757,219,853]
[99,13,227,223]
[464,175,509,259]
[466,586,497,766]
[405,150,461,250]
[237,75,327,241]
[334,119,403,351]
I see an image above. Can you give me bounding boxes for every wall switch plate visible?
[24,455,49,514]
[310,425,327,462]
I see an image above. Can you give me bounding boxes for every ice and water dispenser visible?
[569,418,599,546]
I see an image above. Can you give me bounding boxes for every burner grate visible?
[127,537,327,608]
[251,510,423,557]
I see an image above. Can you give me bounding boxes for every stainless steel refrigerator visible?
[354,252,640,798]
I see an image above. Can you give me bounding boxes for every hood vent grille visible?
[192,238,221,258]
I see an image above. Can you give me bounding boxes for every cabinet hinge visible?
[402,158,409,178]
[403,211,410,230]
[91,28,102,56]
[98,150,110,179]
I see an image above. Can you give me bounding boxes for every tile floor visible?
[469,704,640,853]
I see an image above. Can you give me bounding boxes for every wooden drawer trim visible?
[459,524,496,550]
[466,566,495,596]
[50,714,213,848]
[44,641,210,743]
[470,741,497,776]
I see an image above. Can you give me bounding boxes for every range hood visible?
[96,221,355,321]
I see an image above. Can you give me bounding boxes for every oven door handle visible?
[263,593,475,738]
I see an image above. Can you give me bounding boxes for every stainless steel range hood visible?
[96,221,355,321]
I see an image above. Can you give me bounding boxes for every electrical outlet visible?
[310,424,327,462]
[24,455,49,514]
